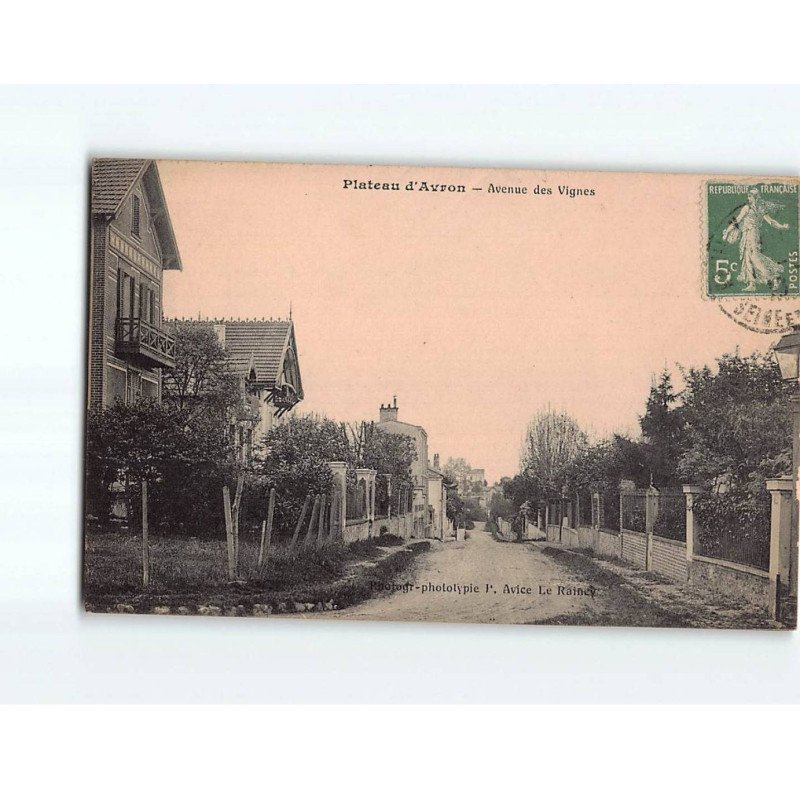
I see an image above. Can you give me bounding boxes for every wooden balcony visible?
[115,317,176,370]
[269,384,300,416]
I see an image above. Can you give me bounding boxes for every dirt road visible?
[331,523,774,628]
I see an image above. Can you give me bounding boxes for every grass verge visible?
[83,527,430,616]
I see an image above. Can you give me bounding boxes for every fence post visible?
[369,470,377,523]
[682,485,702,582]
[645,487,659,571]
[303,494,321,549]
[289,493,312,553]
[232,473,244,570]
[316,493,327,546]
[328,461,347,540]
[258,486,275,568]
[767,478,794,620]
[223,485,235,581]
[141,480,150,588]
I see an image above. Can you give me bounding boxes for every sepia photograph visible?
[3,14,800,795]
[83,159,799,629]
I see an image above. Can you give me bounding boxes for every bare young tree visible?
[521,408,587,497]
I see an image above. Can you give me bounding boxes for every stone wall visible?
[562,527,581,548]
[651,536,688,583]
[621,529,647,568]
[690,556,770,609]
[595,529,622,559]
[342,512,415,543]
[542,512,774,618]
[343,518,371,543]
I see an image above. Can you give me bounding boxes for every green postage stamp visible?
[707,181,799,298]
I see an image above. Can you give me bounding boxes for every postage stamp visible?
[705,179,800,333]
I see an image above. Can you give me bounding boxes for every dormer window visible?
[131,194,141,239]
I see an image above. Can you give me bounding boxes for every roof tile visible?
[91,159,148,215]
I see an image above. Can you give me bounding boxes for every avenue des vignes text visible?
[342,178,596,197]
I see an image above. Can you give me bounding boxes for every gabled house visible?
[88,159,182,408]
[174,318,305,462]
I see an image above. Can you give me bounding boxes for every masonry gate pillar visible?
[367,469,377,523]
[328,461,347,540]
[767,478,794,620]
[645,487,660,571]
[682,485,702,570]
[355,468,374,532]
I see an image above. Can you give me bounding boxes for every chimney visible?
[433,453,440,469]
[379,396,399,423]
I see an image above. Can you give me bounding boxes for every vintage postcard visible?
[83,160,799,629]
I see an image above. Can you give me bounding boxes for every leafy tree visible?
[570,435,652,493]
[162,321,241,420]
[674,351,792,548]
[348,421,415,479]
[85,399,236,536]
[520,409,588,498]
[86,324,246,537]
[489,486,515,522]
[676,351,792,493]
[639,369,687,486]
[498,473,540,513]
[355,422,416,512]
[252,415,416,537]
[253,414,351,537]
[442,457,471,483]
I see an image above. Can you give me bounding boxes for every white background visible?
[1,85,799,704]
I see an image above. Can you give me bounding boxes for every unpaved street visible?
[331,523,774,628]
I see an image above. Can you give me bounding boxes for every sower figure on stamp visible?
[723,187,790,291]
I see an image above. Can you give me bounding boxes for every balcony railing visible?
[269,384,300,414]
[115,317,176,370]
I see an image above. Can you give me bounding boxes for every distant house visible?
[376,397,436,538]
[87,159,182,408]
[175,318,304,462]
[455,465,489,508]
[426,461,448,540]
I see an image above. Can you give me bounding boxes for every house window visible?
[244,428,253,463]
[131,195,141,239]
[139,284,156,324]
[117,270,136,320]
[126,370,141,404]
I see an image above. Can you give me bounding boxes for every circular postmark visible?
[703,179,800,334]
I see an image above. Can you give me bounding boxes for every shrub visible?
[693,489,770,568]
[85,399,237,538]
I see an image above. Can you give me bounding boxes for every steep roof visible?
[91,159,148,215]
[224,320,291,384]
[90,158,182,270]
[179,318,303,397]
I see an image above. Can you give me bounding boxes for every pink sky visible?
[159,160,789,483]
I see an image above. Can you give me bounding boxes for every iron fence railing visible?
[694,493,771,571]
[578,493,592,527]
[620,492,646,533]
[652,491,686,542]
[695,530,770,571]
[601,490,621,531]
